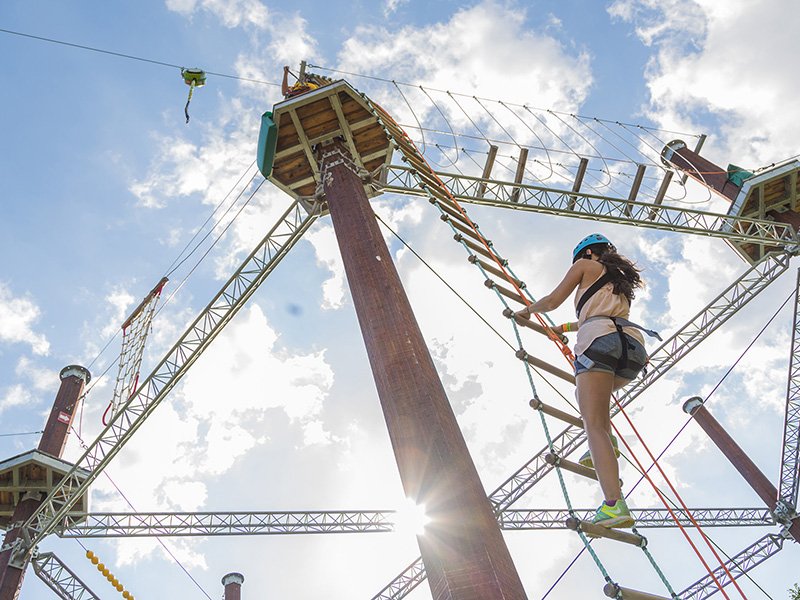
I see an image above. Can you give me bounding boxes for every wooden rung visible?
[568,157,589,210]
[510,147,529,203]
[454,235,505,263]
[625,164,647,216]
[515,350,576,384]
[545,452,596,480]
[478,145,499,198]
[603,583,670,600]
[437,200,472,226]
[566,518,645,546]
[447,218,484,243]
[530,398,583,428]
[503,309,569,344]
[648,171,673,221]
[469,256,523,289]
[426,187,461,210]
[486,279,525,305]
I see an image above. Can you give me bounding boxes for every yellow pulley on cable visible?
[181,68,207,124]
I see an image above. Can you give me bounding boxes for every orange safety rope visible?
[377,102,746,598]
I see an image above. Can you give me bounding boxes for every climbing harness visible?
[181,68,206,123]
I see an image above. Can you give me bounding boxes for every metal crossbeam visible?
[380,165,798,249]
[31,552,99,600]
[374,251,792,600]
[54,508,773,538]
[677,534,785,600]
[58,511,393,537]
[500,508,774,530]
[780,267,800,510]
[6,199,319,566]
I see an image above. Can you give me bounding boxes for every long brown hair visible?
[585,243,642,303]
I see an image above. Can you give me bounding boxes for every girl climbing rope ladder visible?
[515,233,661,531]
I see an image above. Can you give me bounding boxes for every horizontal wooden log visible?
[566,517,644,546]
[515,350,576,384]
[487,279,526,305]
[545,453,596,480]
[454,235,505,264]
[603,583,670,600]
[530,398,582,428]
[470,256,523,288]
[502,308,569,344]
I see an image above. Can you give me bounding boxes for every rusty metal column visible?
[318,140,526,600]
[0,365,90,600]
[222,572,244,600]
[683,396,800,541]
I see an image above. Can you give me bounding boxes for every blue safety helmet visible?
[572,233,613,263]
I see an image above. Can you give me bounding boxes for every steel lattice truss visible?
[31,552,99,600]
[780,269,800,511]
[5,200,319,564]
[380,165,797,250]
[52,507,773,538]
[678,534,785,600]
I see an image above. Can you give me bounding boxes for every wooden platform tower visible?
[261,77,528,599]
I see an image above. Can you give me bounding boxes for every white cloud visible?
[382,0,408,18]
[0,384,35,414]
[0,283,50,355]
[609,0,800,166]
[165,0,271,29]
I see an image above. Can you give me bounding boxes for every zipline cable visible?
[0,28,280,87]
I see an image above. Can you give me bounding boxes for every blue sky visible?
[2,1,800,598]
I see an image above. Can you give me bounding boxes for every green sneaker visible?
[578,434,620,468]
[592,499,634,529]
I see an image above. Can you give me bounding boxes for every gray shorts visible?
[574,332,648,380]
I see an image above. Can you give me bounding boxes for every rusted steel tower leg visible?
[319,139,527,600]
[0,365,90,600]
[683,396,800,542]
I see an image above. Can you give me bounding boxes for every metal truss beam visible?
[5,200,319,566]
[31,552,99,600]
[779,267,800,511]
[380,165,797,249]
[677,534,785,600]
[54,508,773,538]
[499,507,774,531]
[58,511,393,537]
[374,251,792,600]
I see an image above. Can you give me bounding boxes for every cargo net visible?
[102,277,168,425]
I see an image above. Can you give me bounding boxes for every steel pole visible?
[319,140,527,599]
[0,365,90,600]
[683,396,800,541]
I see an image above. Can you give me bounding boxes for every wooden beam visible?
[530,398,583,428]
[624,164,646,216]
[329,93,365,171]
[510,147,529,202]
[566,517,644,546]
[515,350,576,384]
[545,453,596,480]
[477,145,499,198]
[603,583,670,600]
[648,171,673,221]
[679,134,707,185]
[568,157,589,210]
[288,109,319,178]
